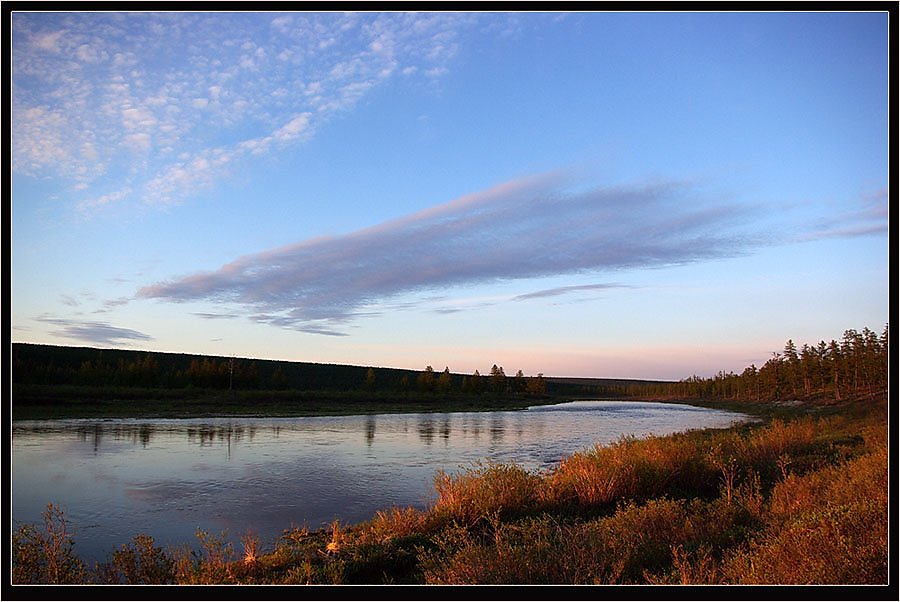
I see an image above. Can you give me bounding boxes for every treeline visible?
[628,325,889,402]
[410,364,547,396]
[10,344,555,397]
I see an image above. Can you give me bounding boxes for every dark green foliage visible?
[626,325,888,402]
[12,342,563,399]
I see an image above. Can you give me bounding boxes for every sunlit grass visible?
[12,396,887,585]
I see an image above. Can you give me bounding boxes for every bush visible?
[12,504,86,584]
[543,432,719,510]
[358,506,434,544]
[421,515,576,584]
[432,462,541,525]
[94,533,175,584]
[722,446,888,584]
[11,399,887,586]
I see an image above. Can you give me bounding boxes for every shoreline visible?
[11,383,574,421]
[13,381,850,422]
[11,393,887,586]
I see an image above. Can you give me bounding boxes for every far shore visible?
[11,382,811,422]
[11,383,571,421]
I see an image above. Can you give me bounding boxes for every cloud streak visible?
[795,188,889,242]
[137,173,762,334]
[35,315,153,346]
[512,283,634,301]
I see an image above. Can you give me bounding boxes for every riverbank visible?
[10,382,806,422]
[11,393,888,589]
[10,383,567,420]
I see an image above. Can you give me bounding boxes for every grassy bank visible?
[11,394,889,588]
[11,383,564,420]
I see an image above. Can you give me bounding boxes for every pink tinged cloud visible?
[137,172,761,335]
[35,316,153,346]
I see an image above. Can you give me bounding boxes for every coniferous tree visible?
[489,365,506,394]
[436,367,452,393]
[469,370,483,394]
[418,366,436,392]
[364,368,377,391]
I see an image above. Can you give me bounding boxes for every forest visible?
[10,342,651,401]
[10,324,891,588]
[628,325,889,403]
[10,324,888,406]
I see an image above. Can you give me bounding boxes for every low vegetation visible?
[11,325,889,587]
[12,393,888,586]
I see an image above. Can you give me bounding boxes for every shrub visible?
[424,498,699,585]
[579,497,696,583]
[431,462,541,525]
[748,417,818,462]
[171,528,236,584]
[421,515,575,584]
[646,544,721,585]
[12,504,86,584]
[358,506,435,545]
[722,446,888,584]
[94,533,175,584]
[543,432,719,511]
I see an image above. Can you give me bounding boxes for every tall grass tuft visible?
[357,506,434,545]
[543,432,718,511]
[431,462,542,526]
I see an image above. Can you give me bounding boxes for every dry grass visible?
[12,398,887,586]
[431,462,542,525]
[722,444,888,584]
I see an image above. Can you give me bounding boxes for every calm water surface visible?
[12,400,748,562]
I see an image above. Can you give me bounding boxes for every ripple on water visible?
[13,401,749,563]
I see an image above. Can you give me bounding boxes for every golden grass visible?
[12,397,887,585]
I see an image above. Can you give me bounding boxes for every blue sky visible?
[11,10,890,380]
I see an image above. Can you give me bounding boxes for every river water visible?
[11,400,748,563]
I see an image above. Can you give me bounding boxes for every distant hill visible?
[11,342,426,392]
[546,377,674,388]
[10,342,669,396]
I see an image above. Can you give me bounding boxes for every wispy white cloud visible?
[12,12,481,212]
[137,172,763,334]
[76,187,132,213]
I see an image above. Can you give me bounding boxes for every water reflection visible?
[490,415,505,444]
[71,422,162,452]
[417,415,435,444]
[11,402,741,460]
[12,401,748,564]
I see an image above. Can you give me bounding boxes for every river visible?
[11,400,749,563]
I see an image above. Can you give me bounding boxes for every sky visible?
[9,10,891,380]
